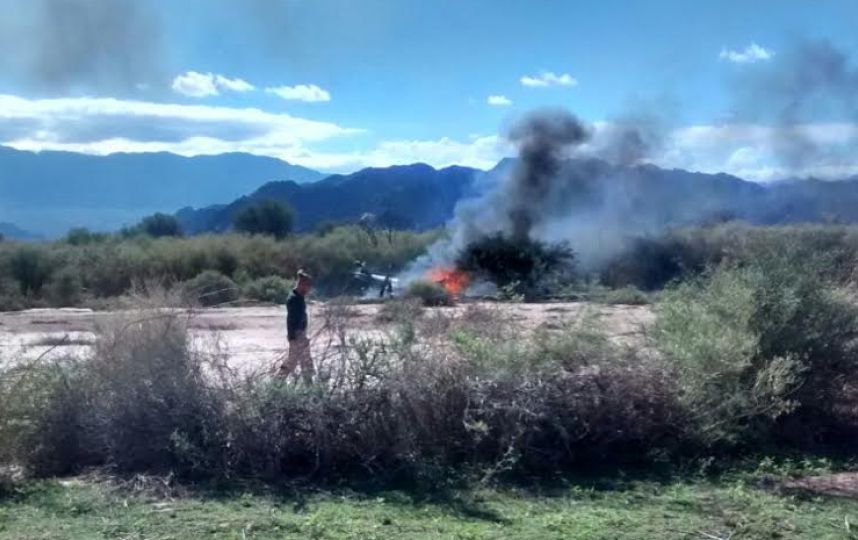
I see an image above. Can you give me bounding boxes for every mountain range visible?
[0,146,323,237]
[7,143,858,241]
[0,222,40,241]
[177,163,480,234]
[177,157,858,237]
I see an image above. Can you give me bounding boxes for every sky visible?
[0,0,857,180]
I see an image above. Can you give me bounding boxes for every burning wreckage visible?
[406,109,589,300]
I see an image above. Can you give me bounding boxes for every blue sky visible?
[1,0,857,179]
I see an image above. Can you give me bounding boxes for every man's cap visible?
[297,269,312,281]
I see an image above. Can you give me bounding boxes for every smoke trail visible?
[736,39,858,175]
[504,109,590,241]
[0,0,165,93]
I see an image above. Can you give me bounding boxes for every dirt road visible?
[0,301,654,371]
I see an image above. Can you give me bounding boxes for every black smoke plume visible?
[0,0,165,93]
[737,39,858,175]
[504,110,591,241]
[406,109,595,291]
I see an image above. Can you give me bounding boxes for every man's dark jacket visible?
[286,289,307,340]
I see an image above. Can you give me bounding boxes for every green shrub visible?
[655,258,858,447]
[405,279,451,306]
[5,246,54,296]
[0,228,439,307]
[602,286,651,305]
[242,275,291,303]
[181,270,239,307]
[45,268,83,307]
[600,223,858,290]
[0,277,25,311]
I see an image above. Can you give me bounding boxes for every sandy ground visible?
[0,301,654,372]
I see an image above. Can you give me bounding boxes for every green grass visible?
[2,476,858,539]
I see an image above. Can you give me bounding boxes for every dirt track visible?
[0,301,654,371]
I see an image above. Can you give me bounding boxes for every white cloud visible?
[657,122,858,181]
[719,43,774,64]
[171,71,256,97]
[215,75,255,93]
[0,94,361,166]
[3,92,858,179]
[266,84,331,102]
[487,95,512,106]
[172,71,219,97]
[520,71,578,88]
[254,135,510,173]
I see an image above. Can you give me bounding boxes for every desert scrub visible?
[1,304,679,484]
[0,226,440,308]
[0,311,228,478]
[376,297,424,323]
[655,257,858,447]
[601,222,858,290]
[242,275,291,303]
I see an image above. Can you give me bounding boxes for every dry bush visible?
[0,303,684,484]
[0,287,229,478]
[418,309,453,337]
[81,312,227,475]
[11,266,857,485]
[456,303,511,342]
[376,297,424,324]
[181,270,239,307]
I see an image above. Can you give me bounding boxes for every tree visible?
[65,227,108,245]
[138,213,183,237]
[233,200,294,239]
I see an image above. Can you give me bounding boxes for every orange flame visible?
[426,267,471,296]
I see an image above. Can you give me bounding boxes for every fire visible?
[426,267,471,296]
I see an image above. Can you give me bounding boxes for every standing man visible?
[281,270,314,383]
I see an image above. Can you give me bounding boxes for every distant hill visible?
[177,158,858,237]
[0,146,325,237]
[0,222,40,241]
[177,163,481,234]
[10,142,858,240]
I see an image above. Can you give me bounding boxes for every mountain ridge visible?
[0,222,40,240]
[176,158,858,237]
[0,146,325,236]
[177,162,481,234]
